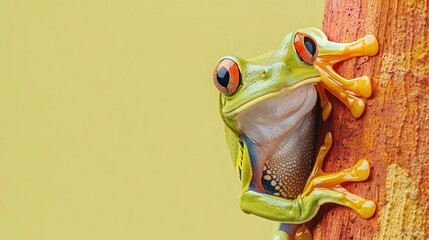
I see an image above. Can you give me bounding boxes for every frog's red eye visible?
[294,32,318,65]
[213,58,241,95]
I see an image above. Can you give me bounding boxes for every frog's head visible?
[214,28,324,133]
[214,28,378,134]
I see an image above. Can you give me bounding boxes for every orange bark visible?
[311,0,429,239]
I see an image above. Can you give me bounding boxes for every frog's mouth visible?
[223,76,321,119]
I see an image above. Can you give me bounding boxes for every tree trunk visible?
[311,0,429,239]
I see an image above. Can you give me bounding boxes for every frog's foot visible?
[301,132,375,219]
[303,159,370,195]
[314,34,378,119]
[272,230,290,240]
[307,187,376,219]
[272,224,312,240]
[295,225,312,240]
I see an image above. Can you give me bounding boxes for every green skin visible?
[218,28,355,230]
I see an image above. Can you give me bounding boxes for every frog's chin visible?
[223,77,321,119]
[236,82,318,145]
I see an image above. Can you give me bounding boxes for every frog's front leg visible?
[312,31,379,119]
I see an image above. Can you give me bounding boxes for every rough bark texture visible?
[311,0,429,239]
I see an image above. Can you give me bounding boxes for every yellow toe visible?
[355,159,370,180]
[359,200,376,219]
[363,35,378,56]
[357,76,372,98]
[350,98,365,118]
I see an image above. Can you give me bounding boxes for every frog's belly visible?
[261,109,316,199]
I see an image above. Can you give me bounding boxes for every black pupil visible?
[304,37,316,56]
[217,66,230,88]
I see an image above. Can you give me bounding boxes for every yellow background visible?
[0,1,323,239]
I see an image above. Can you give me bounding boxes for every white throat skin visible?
[237,84,317,146]
[236,84,318,188]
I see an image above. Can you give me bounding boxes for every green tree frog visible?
[213,28,378,240]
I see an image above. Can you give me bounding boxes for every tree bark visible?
[311,0,429,239]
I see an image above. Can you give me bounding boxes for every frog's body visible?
[239,85,317,200]
[214,28,378,239]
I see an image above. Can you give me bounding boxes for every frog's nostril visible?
[262,69,267,77]
[217,66,230,88]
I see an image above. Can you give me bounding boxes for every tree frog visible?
[213,28,378,240]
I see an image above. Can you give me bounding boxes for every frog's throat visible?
[236,84,317,146]
[223,77,321,119]
[236,84,318,194]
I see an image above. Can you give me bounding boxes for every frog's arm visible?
[236,133,375,223]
